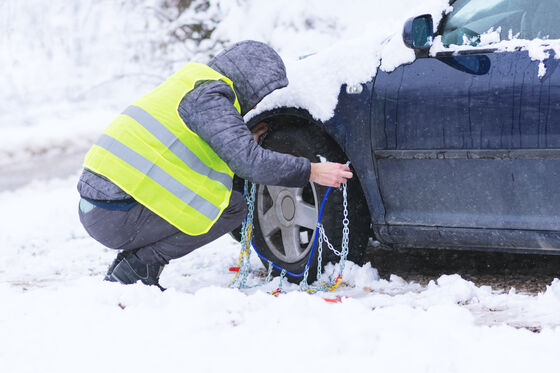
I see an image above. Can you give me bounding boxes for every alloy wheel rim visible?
[256,183,319,264]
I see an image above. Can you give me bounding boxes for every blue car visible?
[244,0,560,278]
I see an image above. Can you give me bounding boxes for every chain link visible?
[316,227,324,283]
[278,268,287,293]
[319,224,341,257]
[339,183,350,274]
[265,260,273,283]
[231,180,257,289]
[299,264,310,291]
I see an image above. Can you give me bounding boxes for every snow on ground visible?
[2,174,560,372]
[3,1,560,371]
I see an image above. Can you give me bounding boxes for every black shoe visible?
[105,250,166,291]
[103,251,128,281]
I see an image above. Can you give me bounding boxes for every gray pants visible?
[78,191,247,264]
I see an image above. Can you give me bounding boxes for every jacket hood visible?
[208,40,288,116]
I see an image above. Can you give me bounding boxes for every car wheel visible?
[250,120,370,283]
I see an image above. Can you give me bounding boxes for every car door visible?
[371,0,560,252]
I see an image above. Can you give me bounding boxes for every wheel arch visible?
[246,107,348,166]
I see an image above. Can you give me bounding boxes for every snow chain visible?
[230,173,351,296]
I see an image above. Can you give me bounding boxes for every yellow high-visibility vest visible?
[83,62,241,235]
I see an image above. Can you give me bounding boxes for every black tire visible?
[248,119,370,283]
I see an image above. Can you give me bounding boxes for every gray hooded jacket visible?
[77,40,310,201]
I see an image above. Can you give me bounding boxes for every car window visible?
[441,0,560,46]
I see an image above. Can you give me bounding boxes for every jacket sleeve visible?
[178,80,311,187]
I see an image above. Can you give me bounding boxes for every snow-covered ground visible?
[2,175,560,372]
[2,1,560,372]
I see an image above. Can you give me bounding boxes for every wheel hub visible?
[281,196,295,221]
[257,184,319,263]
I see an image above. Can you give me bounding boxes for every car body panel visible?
[370,49,560,252]
[321,82,387,225]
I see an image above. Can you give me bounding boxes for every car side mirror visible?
[403,14,433,50]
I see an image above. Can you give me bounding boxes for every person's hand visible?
[251,122,268,143]
[309,162,353,188]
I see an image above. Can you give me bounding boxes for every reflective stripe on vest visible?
[121,105,233,191]
[95,133,221,221]
[83,63,240,235]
